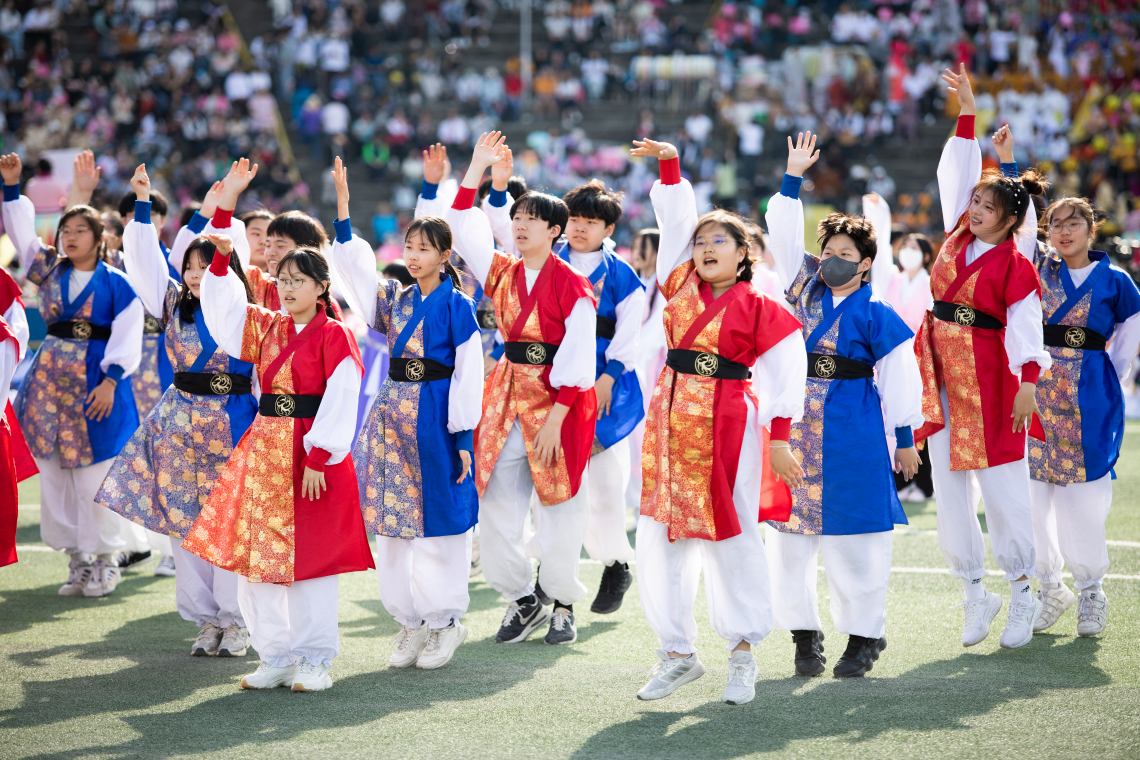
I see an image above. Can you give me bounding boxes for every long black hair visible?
[179,238,256,323]
[404,216,462,290]
[276,246,337,318]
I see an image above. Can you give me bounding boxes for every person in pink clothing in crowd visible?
[24,157,68,244]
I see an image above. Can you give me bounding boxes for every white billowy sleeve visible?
[751,330,807,427]
[444,204,497,287]
[302,356,361,465]
[549,297,598,391]
[1108,310,1140,380]
[649,178,698,289]
[3,300,28,360]
[1014,198,1038,262]
[415,191,447,221]
[201,257,251,358]
[875,341,925,435]
[606,286,645,372]
[764,191,808,292]
[168,216,250,272]
[481,193,518,256]
[448,332,484,433]
[103,298,143,377]
[2,195,44,272]
[864,193,896,298]
[123,218,173,318]
[1005,293,1052,376]
[0,339,15,398]
[936,133,982,234]
[330,233,380,326]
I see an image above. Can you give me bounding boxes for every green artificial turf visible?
[2,427,1139,760]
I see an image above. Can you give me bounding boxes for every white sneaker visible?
[1033,583,1076,632]
[217,624,249,657]
[898,484,926,503]
[1076,587,1109,636]
[390,624,429,668]
[291,658,333,692]
[59,557,93,596]
[83,560,121,597]
[241,662,297,690]
[1000,594,1042,649]
[722,650,759,705]
[960,590,1003,647]
[637,649,706,701]
[192,623,223,656]
[153,555,176,577]
[416,623,468,669]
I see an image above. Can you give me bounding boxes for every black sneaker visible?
[832,634,880,678]
[495,595,551,643]
[791,629,826,676]
[590,561,633,614]
[113,550,152,569]
[534,566,553,606]
[545,605,577,645]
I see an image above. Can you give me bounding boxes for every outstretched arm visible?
[937,64,982,234]
[66,150,101,210]
[863,192,896,297]
[446,132,507,287]
[766,132,821,292]
[121,164,174,318]
[0,154,46,273]
[634,139,695,291]
[200,233,254,359]
[329,157,381,325]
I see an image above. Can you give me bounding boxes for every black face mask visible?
[820,255,862,288]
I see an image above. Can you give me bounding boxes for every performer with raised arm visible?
[914,65,1052,649]
[0,265,36,488]
[444,133,599,646]
[97,164,259,658]
[330,157,481,670]
[180,233,373,693]
[0,312,22,567]
[631,138,805,706]
[1,153,143,597]
[167,161,259,285]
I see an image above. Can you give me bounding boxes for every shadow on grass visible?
[568,636,1107,759]
[0,574,167,637]
[341,580,522,641]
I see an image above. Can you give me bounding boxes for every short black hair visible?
[562,179,623,226]
[36,158,52,175]
[179,201,201,228]
[266,210,327,249]
[119,189,169,218]
[509,191,569,237]
[240,208,275,224]
[816,213,878,261]
[382,260,415,286]
[478,176,530,204]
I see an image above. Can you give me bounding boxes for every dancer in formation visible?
[764,132,924,678]
[632,138,805,705]
[169,163,257,282]
[1,153,143,598]
[0,312,21,567]
[446,133,599,646]
[0,265,35,488]
[97,164,259,657]
[181,233,373,692]
[914,66,1052,649]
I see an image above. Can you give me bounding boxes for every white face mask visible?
[898,246,924,273]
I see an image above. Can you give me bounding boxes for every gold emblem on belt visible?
[144,315,162,334]
[1064,327,1086,348]
[406,359,426,381]
[72,320,93,339]
[815,355,837,378]
[525,343,547,364]
[274,395,296,417]
[954,306,976,326]
[209,373,233,395]
[695,352,719,377]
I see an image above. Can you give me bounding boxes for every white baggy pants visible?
[1030,475,1112,590]
[375,531,472,629]
[120,518,173,556]
[583,437,635,566]
[36,455,122,556]
[635,403,772,654]
[928,389,1036,581]
[173,538,245,628]
[238,575,339,668]
[479,422,590,605]
[765,528,893,639]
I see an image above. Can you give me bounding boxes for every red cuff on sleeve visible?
[209,250,231,276]
[304,447,332,472]
[555,386,580,408]
[452,186,477,211]
[770,417,791,442]
[212,208,233,228]
[1020,361,1041,385]
[955,115,976,139]
[659,156,682,185]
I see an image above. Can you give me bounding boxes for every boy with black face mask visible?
[761,132,925,679]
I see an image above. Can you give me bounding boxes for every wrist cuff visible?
[133,200,152,225]
[780,174,803,199]
[105,364,126,383]
[456,429,474,453]
[187,210,210,234]
[488,187,508,207]
[304,447,332,472]
[770,417,791,441]
[659,156,681,185]
[452,186,477,211]
[333,217,353,244]
[209,250,232,277]
[1000,161,1019,179]
[955,115,976,139]
[1021,361,1041,385]
[895,426,914,449]
[556,386,580,408]
[420,180,439,200]
[3,183,20,202]
[490,343,504,360]
[602,360,625,381]
[212,207,233,228]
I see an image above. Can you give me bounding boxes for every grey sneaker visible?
[1033,583,1075,632]
[637,649,706,701]
[192,623,223,656]
[59,556,94,596]
[83,560,121,597]
[722,650,758,705]
[153,555,176,577]
[217,624,248,657]
[1076,587,1108,636]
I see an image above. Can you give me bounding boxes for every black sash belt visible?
[143,315,163,335]
[807,352,874,380]
[476,309,498,330]
[1043,324,1107,351]
[933,301,1004,330]
[505,341,559,366]
[666,348,751,380]
[596,316,616,341]
[258,393,322,418]
[47,320,111,340]
[173,372,253,396]
[389,357,455,382]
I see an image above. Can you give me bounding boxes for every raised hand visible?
[203,232,235,257]
[130,164,151,202]
[200,179,226,219]
[941,62,975,116]
[471,131,507,170]
[630,138,678,161]
[422,143,448,185]
[73,150,101,194]
[0,153,22,186]
[785,132,820,178]
[490,146,514,191]
[332,156,350,222]
[218,158,258,209]
[991,124,1015,163]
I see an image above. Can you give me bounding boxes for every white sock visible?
[1010,579,1033,605]
[962,577,986,603]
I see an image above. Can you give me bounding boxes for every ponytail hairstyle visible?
[276,246,337,318]
[404,216,462,290]
[970,167,1050,241]
[56,205,110,264]
[692,209,756,283]
[179,238,255,323]
[1042,196,1106,242]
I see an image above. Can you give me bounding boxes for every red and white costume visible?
[0,314,21,566]
[0,268,35,484]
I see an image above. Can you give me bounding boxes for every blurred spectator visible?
[24,158,66,214]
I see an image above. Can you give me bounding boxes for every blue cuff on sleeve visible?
[187,210,209,234]
[895,426,914,449]
[3,183,20,202]
[456,429,474,453]
[780,174,803,199]
[602,360,625,381]
[421,180,438,200]
[333,217,353,244]
[134,200,152,225]
[105,365,126,383]
[1000,161,1019,179]
[488,187,508,208]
